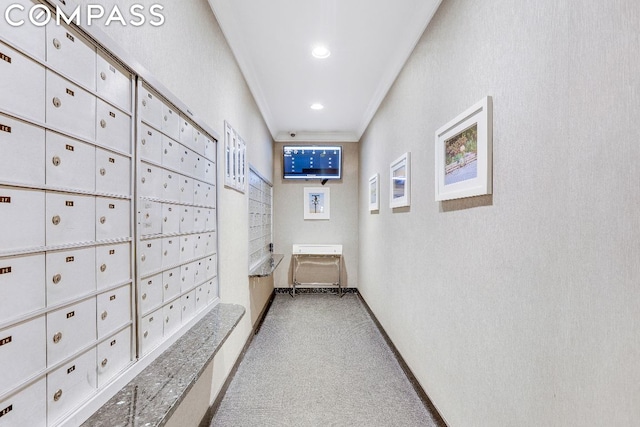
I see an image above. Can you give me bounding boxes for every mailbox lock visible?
[163,250,167,256]
[53,389,63,402]
[141,138,146,146]
[52,215,61,226]
[100,72,107,81]
[165,316,169,323]
[52,156,61,166]
[100,119,107,129]
[164,284,169,290]
[101,310,108,320]
[100,264,107,273]
[141,255,146,261]
[164,115,168,122]
[52,97,61,108]
[144,331,148,338]
[52,39,61,49]
[100,216,106,224]
[142,293,147,300]
[52,274,62,284]
[163,183,168,188]
[101,358,108,368]
[100,168,106,176]
[53,332,62,344]
[141,177,146,183]
[164,217,167,222]
[142,100,147,107]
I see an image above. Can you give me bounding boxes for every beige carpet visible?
[210,293,444,427]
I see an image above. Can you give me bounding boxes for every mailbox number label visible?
[0,266,11,275]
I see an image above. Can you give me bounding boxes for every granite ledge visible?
[83,303,245,427]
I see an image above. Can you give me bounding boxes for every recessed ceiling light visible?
[310,103,324,110]
[312,46,331,59]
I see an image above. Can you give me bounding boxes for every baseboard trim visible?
[357,292,449,427]
[198,291,276,427]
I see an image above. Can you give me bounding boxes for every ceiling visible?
[207,0,442,143]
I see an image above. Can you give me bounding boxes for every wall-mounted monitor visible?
[283,145,342,180]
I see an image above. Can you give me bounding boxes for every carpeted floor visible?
[210,293,444,427]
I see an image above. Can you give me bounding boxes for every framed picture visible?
[390,152,410,208]
[303,187,330,220]
[435,96,492,201]
[369,173,380,211]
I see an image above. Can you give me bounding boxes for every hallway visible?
[211,294,445,426]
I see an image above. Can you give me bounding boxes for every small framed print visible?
[435,96,492,201]
[390,152,410,208]
[369,173,380,211]
[304,187,330,220]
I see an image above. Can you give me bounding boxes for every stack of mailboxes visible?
[0,2,219,426]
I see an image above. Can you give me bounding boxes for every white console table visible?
[292,244,343,296]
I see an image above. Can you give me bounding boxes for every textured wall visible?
[359,1,640,426]
[76,0,275,407]
[273,141,359,289]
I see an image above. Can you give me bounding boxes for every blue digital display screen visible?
[283,146,342,179]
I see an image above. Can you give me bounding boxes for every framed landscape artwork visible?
[435,96,492,201]
[369,173,379,211]
[389,152,410,208]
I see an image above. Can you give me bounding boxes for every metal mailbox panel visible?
[160,102,180,141]
[0,316,46,396]
[195,284,207,312]
[96,51,131,113]
[192,129,205,157]
[193,258,205,286]
[138,238,162,277]
[138,200,162,237]
[204,159,215,183]
[161,237,179,268]
[140,308,162,355]
[180,261,195,293]
[46,21,96,90]
[0,253,45,323]
[45,71,96,142]
[205,254,217,280]
[0,187,44,250]
[193,155,205,181]
[205,208,216,232]
[179,205,194,234]
[0,0,45,60]
[179,234,194,264]
[96,197,130,241]
[179,146,194,175]
[138,124,162,165]
[45,131,95,192]
[162,268,180,302]
[46,347,97,426]
[193,207,206,233]
[193,180,204,206]
[0,377,46,427]
[161,170,180,202]
[139,273,162,316]
[97,326,132,388]
[46,247,96,307]
[96,147,130,197]
[162,300,180,337]
[178,119,193,149]
[162,203,180,235]
[204,136,215,162]
[0,113,45,187]
[180,290,195,324]
[138,85,162,130]
[96,98,131,155]
[203,231,217,256]
[161,136,182,172]
[96,284,131,339]
[179,175,194,205]
[193,234,206,259]
[46,298,96,367]
[96,242,130,291]
[139,163,162,198]
[203,183,216,208]
[0,41,45,122]
[45,192,94,246]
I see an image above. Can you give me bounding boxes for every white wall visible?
[273,141,359,289]
[77,0,274,410]
[359,1,640,426]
